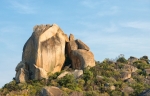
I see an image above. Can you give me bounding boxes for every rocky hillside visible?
[1,55,150,96]
[0,24,150,96]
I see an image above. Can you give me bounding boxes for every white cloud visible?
[10,1,36,14]
[121,21,150,31]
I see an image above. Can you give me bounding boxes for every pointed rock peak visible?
[69,34,75,41]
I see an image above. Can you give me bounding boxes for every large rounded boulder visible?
[21,24,69,80]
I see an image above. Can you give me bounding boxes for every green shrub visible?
[110,90,122,96]
[84,91,100,96]
[117,57,127,63]
[57,74,81,91]
[133,60,150,70]
[83,68,93,83]
[130,82,145,95]
[77,79,85,90]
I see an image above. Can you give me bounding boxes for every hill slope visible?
[0,55,150,96]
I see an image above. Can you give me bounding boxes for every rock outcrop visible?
[15,24,95,82]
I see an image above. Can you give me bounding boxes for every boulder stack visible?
[66,34,95,70]
[15,24,95,83]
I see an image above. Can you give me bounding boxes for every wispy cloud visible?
[77,21,119,33]
[121,21,150,31]
[71,22,150,60]
[10,1,36,14]
[86,34,150,60]
[80,0,100,8]
[97,6,119,16]
[102,23,118,33]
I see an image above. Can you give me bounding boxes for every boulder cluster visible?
[15,24,95,83]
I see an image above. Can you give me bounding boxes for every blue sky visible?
[0,0,150,87]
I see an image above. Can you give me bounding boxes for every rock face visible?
[15,24,95,82]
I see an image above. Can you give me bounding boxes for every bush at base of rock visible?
[57,74,81,91]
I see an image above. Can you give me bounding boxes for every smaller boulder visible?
[121,71,131,80]
[110,85,115,91]
[125,78,135,84]
[71,49,95,69]
[122,86,134,94]
[144,69,150,75]
[72,70,83,79]
[123,64,137,73]
[15,61,25,72]
[69,34,75,41]
[15,61,29,83]
[69,92,83,96]
[40,86,63,96]
[142,55,149,60]
[128,56,138,64]
[145,78,150,85]
[96,75,104,81]
[15,68,29,83]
